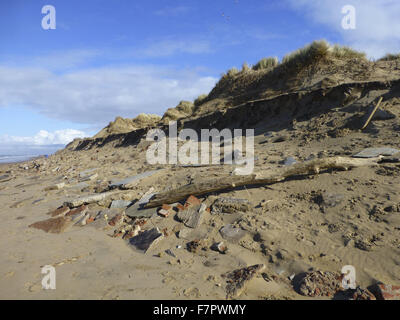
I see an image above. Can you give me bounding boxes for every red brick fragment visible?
[185,195,201,207]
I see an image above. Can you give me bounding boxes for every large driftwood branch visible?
[144,156,381,208]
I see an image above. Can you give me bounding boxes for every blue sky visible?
[0,0,399,155]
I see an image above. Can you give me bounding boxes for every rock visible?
[126,189,157,218]
[212,197,251,214]
[371,283,400,300]
[176,203,207,228]
[110,200,132,209]
[29,216,73,234]
[224,264,265,299]
[128,227,164,253]
[211,242,228,254]
[298,271,342,297]
[110,170,162,189]
[220,224,246,242]
[353,147,400,158]
[47,206,70,217]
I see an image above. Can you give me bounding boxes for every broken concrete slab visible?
[110,170,162,189]
[128,227,164,253]
[220,224,246,242]
[29,216,73,234]
[64,191,117,207]
[125,188,157,218]
[110,200,132,209]
[176,203,206,228]
[224,264,265,299]
[212,197,251,214]
[353,147,400,158]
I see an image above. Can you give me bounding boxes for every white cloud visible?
[287,0,400,58]
[0,129,86,146]
[0,65,217,126]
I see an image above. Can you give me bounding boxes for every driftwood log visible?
[144,156,381,208]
